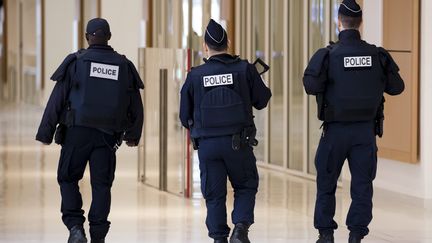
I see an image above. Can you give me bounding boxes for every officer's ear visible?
[107,34,112,41]
[337,16,343,32]
[203,42,209,53]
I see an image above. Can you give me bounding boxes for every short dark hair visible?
[339,14,362,29]
[206,41,228,52]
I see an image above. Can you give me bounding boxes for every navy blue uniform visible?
[180,54,271,239]
[303,30,404,238]
[36,44,143,240]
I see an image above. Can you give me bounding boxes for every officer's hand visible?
[126,141,138,147]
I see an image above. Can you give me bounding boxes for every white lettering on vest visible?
[90,62,120,80]
[203,73,234,87]
[344,56,372,68]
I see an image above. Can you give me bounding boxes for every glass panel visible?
[252,0,267,162]
[331,0,340,42]
[269,0,285,167]
[182,0,189,48]
[21,0,38,104]
[192,0,203,36]
[6,1,19,102]
[166,0,174,47]
[288,0,305,171]
[211,0,221,22]
[308,0,328,175]
[0,4,5,101]
[141,48,188,195]
[166,49,188,196]
[143,48,162,188]
[81,0,99,49]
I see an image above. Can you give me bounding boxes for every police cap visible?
[339,0,362,18]
[86,18,111,37]
[205,19,228,48]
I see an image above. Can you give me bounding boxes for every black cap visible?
[86,18,111,37]
[339,0,362,17]
[205,19,228,47]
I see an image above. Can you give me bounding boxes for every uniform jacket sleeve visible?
[36,56,76,144]
[247,64,272,110]
[378,47,405,95]
[303,48,330,95]
[124,61,144,144]
[179,73,194,129]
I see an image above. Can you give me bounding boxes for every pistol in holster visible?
[316,93,326,121]
[54,124,67,145]
[375,97,385,138]
[55,104,72,145]
[187,119,199,150]
[232,126,259,151]
[191,137,199,150]
[113,132,125,151]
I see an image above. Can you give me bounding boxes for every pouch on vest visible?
[200,87,247,128]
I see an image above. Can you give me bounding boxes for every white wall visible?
[362,0,432,200]
[42,0,143,102]
[362,0,383,46]
[420,0,432,199]
[100,0,143,66]
[43,0,75,104]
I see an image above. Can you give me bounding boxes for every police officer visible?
[180,19,271,243]
[303,1,405,243]
[36,18,144,243]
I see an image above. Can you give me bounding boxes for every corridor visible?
[0,104,431,243]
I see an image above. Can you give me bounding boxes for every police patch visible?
[90,62,119,80]
[203,73,233,87]
[344,56,372,68]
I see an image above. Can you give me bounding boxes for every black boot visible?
[91,239,105,243]
[316,234,334,243]
[214,238,228,243]
[229,223,250,243]
[68,225,88,243]
[348,235,362,243]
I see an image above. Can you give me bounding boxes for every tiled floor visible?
[0,104,431,243]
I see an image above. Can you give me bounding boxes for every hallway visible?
[0,104,431,243]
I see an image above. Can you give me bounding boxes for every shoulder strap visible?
[75,48,88,60]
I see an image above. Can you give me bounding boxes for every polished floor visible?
[0,104,432,243]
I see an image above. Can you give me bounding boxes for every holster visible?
[54,124,67,145]
[114,132,124,151]
[232,126,259,151]
[191,137,199,150]
[375,118,384,138]
[316,93,326,121]
[64,109,75,127]
[375,97,385,138]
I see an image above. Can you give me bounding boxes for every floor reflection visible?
[0,104,431,242]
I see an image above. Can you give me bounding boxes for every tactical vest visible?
[190,57,254,138]
[324,42,385,122]
[68,49,131,132]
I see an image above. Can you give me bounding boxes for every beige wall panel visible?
[43,0,75,103]
[378,52,412,154]
[101,0,142,66]
[379,0,419,163]
[383,0,413,51]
